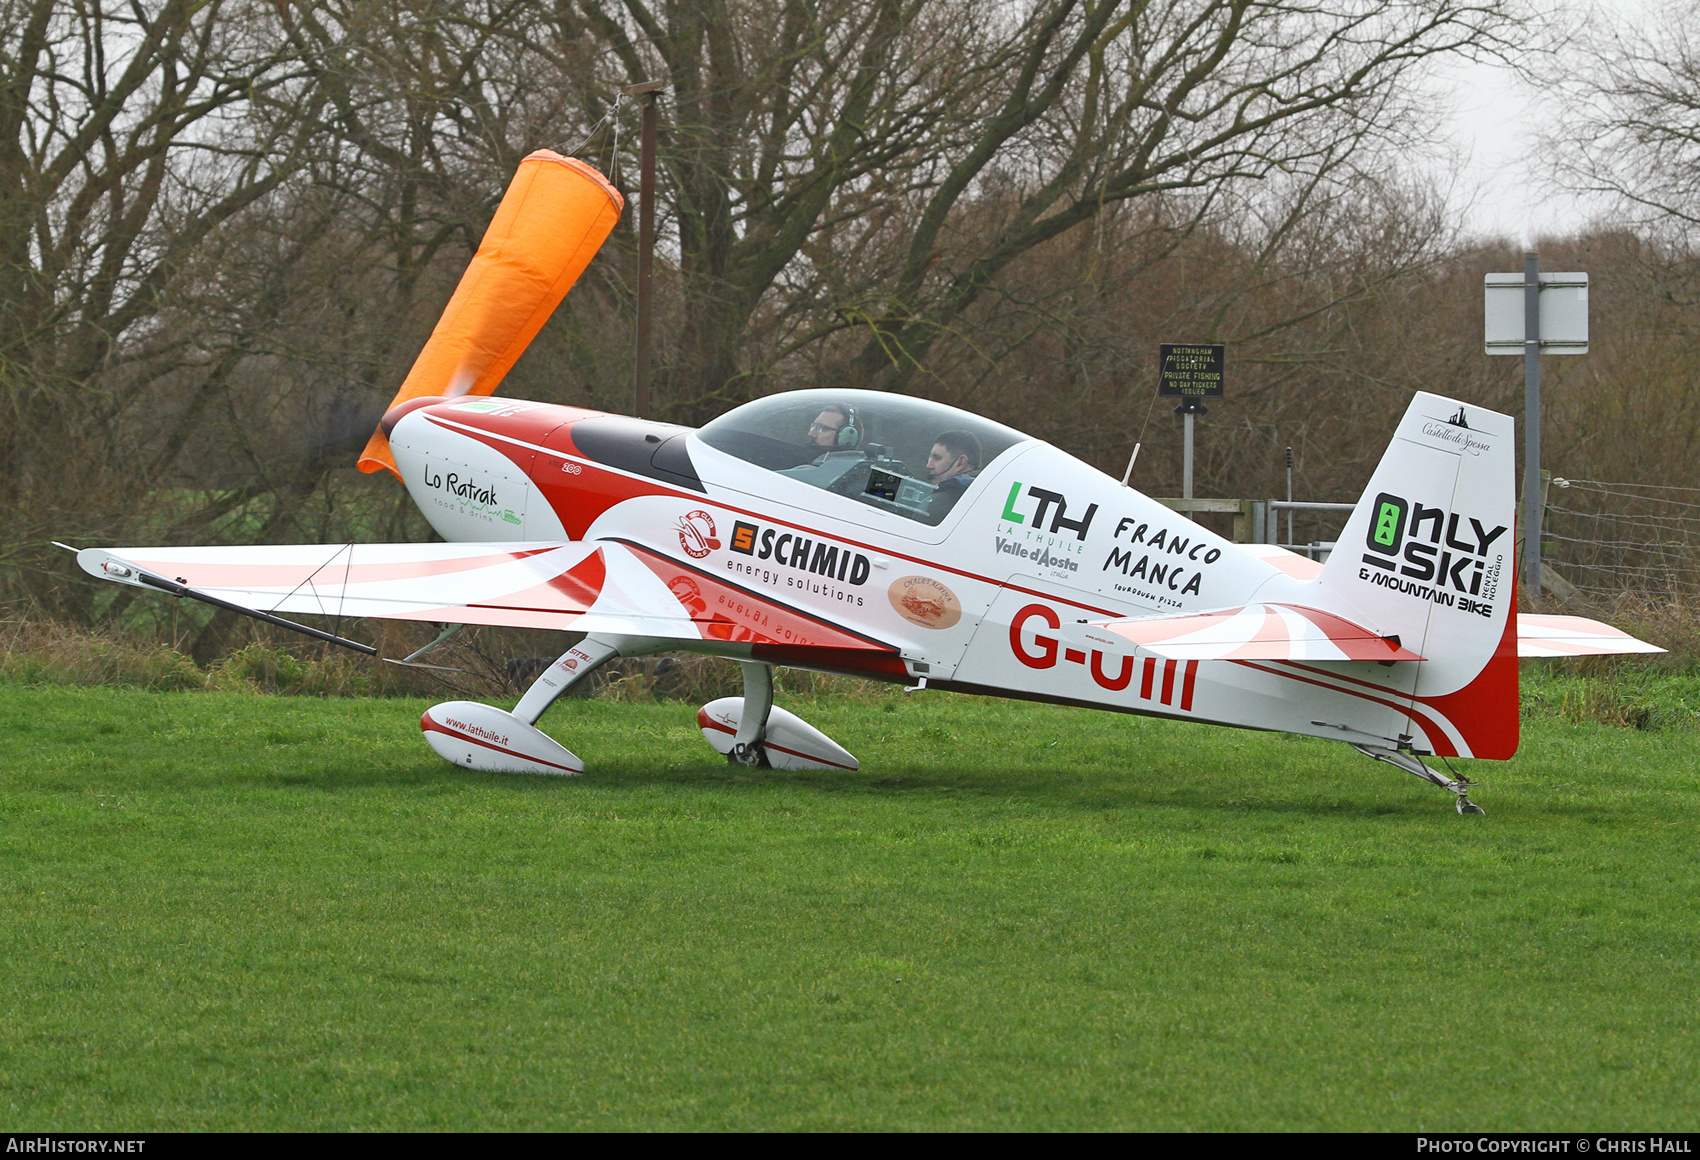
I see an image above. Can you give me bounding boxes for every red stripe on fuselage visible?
[426,415,684,541]
[1230,659,1459,755]
[620,540,896,654]
[1409,582,1520,759]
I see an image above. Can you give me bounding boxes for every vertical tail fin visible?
[1316,393,1520,758]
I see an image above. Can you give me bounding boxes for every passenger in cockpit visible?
[926,429,981,520]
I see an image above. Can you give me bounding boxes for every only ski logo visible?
[1359,492,1508,614]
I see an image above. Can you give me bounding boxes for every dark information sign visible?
[1158,343,1225,398]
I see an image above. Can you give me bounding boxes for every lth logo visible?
[999,482,1099,541]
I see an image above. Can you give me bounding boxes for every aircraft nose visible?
[381,394,451,437]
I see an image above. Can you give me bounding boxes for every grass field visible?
[1,678,1697,1130]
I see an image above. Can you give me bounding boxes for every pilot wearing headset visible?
[805,404,860,450]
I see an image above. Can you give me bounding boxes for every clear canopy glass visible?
[696,389,1030,525]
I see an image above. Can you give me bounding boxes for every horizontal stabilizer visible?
[1237,543,1324,580]
[1096,603,1425,662]
[1517,614,1665,658]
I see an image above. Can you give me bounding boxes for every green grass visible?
[1,682,1698,1130]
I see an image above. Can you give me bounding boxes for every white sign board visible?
[1484,272,1588,355]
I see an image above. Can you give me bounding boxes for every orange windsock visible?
[357,151,624,477]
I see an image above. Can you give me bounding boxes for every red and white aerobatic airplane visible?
[68,155,1659,814]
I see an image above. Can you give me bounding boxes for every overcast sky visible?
[1434,56,1559,245]
[1433,0,1657,245]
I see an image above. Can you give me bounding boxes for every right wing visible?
[76,540,892,657]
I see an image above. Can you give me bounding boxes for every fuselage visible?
[384,389,1477,756]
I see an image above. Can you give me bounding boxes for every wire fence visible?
[1545,478,1700,603]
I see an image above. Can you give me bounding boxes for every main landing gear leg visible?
[513,636,621,725]
[1351,744,1485,815]
[728,661,774,768]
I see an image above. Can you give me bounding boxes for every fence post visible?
[1537,468,1554,602]
[1233,499,1252,543]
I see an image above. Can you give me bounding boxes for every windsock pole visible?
[627,80,664,421]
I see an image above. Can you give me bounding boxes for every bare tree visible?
[840,0,1521,394]
[560,0,981,415]
[0,0,328,603]
[558,0,1519,415]
[1544,1,1700,242]
[1,0,1541,641]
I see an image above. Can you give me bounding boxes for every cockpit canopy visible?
[696,389,1029,525]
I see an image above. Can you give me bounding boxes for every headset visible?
[834,403,861,448]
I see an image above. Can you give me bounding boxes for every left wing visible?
[76,540,891,655]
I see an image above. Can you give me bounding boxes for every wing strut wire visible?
[135,570,377,656]
[332,542,354,653]
[265,543,353,617]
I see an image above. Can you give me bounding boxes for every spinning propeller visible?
[357,150,624,479]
